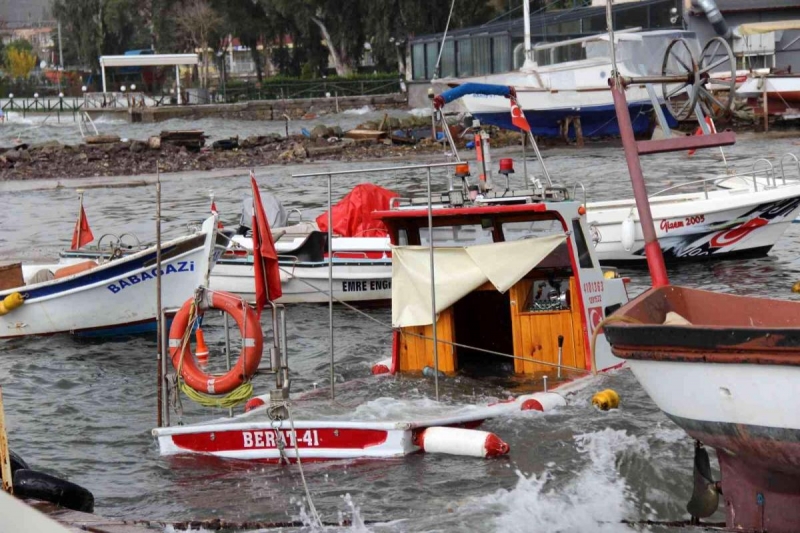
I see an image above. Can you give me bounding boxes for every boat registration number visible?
[242,429,320,448]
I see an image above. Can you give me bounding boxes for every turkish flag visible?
[250,171,282,312]
[210,200,223,229]
[510,101,531,132]
[70,205,94,250]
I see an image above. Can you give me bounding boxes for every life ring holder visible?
[169,289,263,396]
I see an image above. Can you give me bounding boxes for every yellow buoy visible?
[793,281,800,293]
[592,389,620,411]
[603,270,617,279]
[0,293,24,316]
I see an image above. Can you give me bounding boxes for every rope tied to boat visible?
[173,292,254,410]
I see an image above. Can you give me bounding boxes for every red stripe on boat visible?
[171,427,389,453]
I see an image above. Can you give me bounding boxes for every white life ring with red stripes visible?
[169,291,263,395]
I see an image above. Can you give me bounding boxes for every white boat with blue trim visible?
[0,216,223,338]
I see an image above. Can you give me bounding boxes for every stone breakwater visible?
[87,94,409,123]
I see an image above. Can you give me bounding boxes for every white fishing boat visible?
[587,164,800,264]
[0,216,222,338]
[153,146,628,463]
[210,182,394,305]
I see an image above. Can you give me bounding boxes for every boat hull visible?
[588,186,800,264]
[605,286,800,532]
[0,229,216,338]
[210,259,391,304]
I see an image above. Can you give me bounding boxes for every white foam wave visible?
[407,107,432,118]
[484,428,650,533]
[343,105,374,115]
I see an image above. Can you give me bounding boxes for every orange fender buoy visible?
[169,291,263,395]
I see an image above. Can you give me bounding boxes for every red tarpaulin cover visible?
[316,184,399,237]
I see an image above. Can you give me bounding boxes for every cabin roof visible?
[374,202,559,221]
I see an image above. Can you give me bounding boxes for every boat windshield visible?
[419,224,494,247]
[502,219,564,241]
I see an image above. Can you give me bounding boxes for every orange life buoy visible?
[169,291,263,395]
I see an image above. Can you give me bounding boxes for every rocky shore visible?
[0,117,527,181]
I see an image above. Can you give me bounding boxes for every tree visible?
[172,0,223,88]
[6,48,37,78]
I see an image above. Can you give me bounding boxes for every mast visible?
[522,0,535,70]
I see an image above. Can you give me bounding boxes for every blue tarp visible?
[437,83,512,107]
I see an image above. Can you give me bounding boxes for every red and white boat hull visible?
[589,184,800,263]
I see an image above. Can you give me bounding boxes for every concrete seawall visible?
[85,93,408,123]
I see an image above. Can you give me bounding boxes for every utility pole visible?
[58,20,64,70]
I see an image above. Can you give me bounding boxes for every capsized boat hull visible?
[588,184,800,264]
[210,258,392,304]
[605,286,800,532]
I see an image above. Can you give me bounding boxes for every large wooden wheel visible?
[661,39,698,121]
[696,37,736,119]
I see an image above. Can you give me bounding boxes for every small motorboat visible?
[600,22,800,532]
[209,181,394,305]
[153,109,629,462]
[0,216,224,338]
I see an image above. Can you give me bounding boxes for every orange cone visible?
[195,327,209,368]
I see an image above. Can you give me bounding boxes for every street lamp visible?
[120,86,126,92]
[130,84,136,91]
[81,86,87,93]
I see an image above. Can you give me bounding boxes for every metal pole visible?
[156,163,164,427]
[763,77,769,133]
[426,167,440,401]
[57,20,64,75]
[327,174,335,400]
[0,386,12,494]
[224,311,232,417]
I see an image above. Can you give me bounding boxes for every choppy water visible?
[0,105,430,148]
[1,132,800,532]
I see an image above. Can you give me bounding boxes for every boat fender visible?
[591,389,620,411]
[621,215,636,251]
[415,427,509,458]
[371,357,392,375]
[0,292,24,316]
[53,260,98,280]
[0,449,30,485]
[245,397,266,412]
[13,469,95,513]
[169,291,263,395]
[519,392,567,412]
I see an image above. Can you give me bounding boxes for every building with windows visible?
[409,0,682,81]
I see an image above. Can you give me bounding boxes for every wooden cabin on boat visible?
[374,189,629,381]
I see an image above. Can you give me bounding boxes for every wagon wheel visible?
[696,36,736,120]
[661,39,698,121]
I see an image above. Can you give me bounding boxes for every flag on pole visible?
[510,100,531,132]
[250,171,282,313]
[71,204,94,250]
[210,195,223,228]
[688,116,717,157]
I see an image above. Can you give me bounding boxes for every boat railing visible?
[752,159,777,189]
[780,153,800,183]
[647,161,798,200]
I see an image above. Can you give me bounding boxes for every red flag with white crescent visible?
[510,101,531,133]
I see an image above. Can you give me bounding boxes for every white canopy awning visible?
[736,21,800,36]
[99,54,199,67]
[392,234,566,328]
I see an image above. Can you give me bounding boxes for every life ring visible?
[169,291,263,395]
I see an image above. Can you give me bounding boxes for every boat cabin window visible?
[524,277,571,312]
[397,229,409,246]
[572,219,594,268]
[502,219,564,241]
[419,224,494,247]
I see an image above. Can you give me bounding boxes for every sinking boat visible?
[209,181,393,305]
[0,216,223,338]
[153,135,628,461]
[599,19,800,532]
